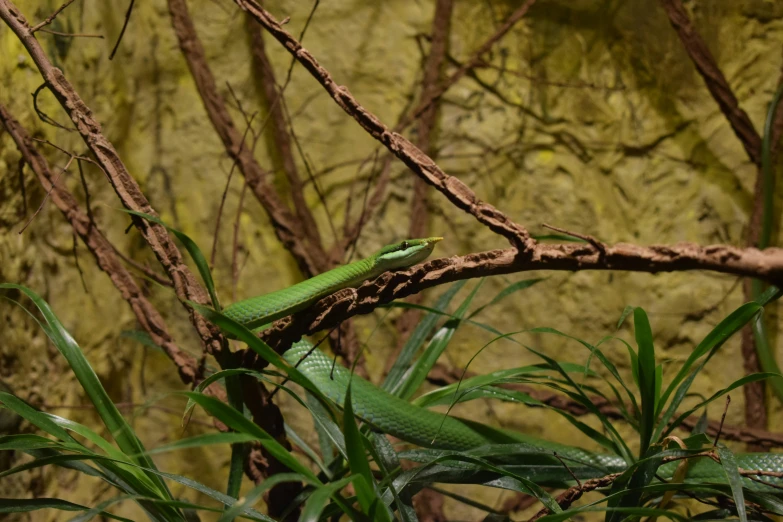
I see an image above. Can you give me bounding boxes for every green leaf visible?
[383,281,467,393]
[141,433,261,456]
[616,306,634,329]
[0,285,174,505]
[0,434,68,451]
[284,424,330,477]
[634,307,656,455]
[68,495,226,522]
[4,449,273,520]
[181,391,319,484]
[184,368,267,424]
[120,210,220,309]
[717,445,747,522]
[396,280,485,400]
[664,373,778,438]
[539,506,688,522]
[119,330,164,351]
[305,391,347,460]
[343,381,391,521]
[658,302,762,418]
[300,476,366,522]
[217,473,308,522]
[393,451,562,514]
[0,392,76,443]
[0,498,133,521]
[413,363,587,407]
[750,303,783,403]
[467,278,546,319]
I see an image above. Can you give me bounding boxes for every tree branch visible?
[260,241,783,352]
[0,0,223,356]
[403,0,538,128]
[167,0,324,277]
[234,0,534,252]
[246,14,324,258]
[658,0,762,166]
[0,102,200,385]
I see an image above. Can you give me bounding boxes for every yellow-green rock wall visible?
[2,0,783,519]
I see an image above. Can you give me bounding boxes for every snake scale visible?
[222,238,783,493]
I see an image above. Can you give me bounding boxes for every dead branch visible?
[0,102,200,385]
[388,0,454,377]
[404,0,538,128]
[258,241,783,353]
[29,0,75,33]
[658,0,762,166]
[246,15,324,255]
[0,0,224,357]
[166,0,324,278]
[234,0,534,252]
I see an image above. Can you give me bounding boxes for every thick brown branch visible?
[234,0,534,252]
[659,0,762,166]
[167,0,323,276]
[0,0,222,355]
[263,242,783,351]
[404,0,537,127]
[0,102,200,385]
[246,15,324,257]
[390,0,453,376]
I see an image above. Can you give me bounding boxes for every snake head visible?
[374,237,443,271]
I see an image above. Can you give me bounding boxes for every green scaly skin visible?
[225,238,783,493]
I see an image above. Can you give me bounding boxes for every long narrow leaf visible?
[181,392,320,484]
[717,446,747,522]
[343,382,391,521]
[658,302,762,415]
[0,498,133,522]
[396,280,485,400]
[120,210,220,309]
[0,285,174,504]
[384,281,467,392]
[467,278,546,319]
[634,308,656,454]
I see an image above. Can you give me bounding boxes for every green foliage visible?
[3,220,783,521]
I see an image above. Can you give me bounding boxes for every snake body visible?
[224,238,783,492]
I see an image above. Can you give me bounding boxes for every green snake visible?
[223,238,783,494]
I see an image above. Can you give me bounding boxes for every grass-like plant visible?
[2,227,783,521]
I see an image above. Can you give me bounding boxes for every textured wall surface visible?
[2,0,783,519]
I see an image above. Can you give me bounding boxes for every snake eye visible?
[400,241,409,250]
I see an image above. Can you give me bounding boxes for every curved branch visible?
[0,102,200,384]
[0,0,223,355]
[261,241,783,351]
[234,0,534,252]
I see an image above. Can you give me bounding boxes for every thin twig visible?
[109,0,136,59]
[714,394,731,448]
[553,451,581,488]
[0,101,199,382]
[232,181,248,302]
[542,223,606,257]
[39,28,103,38]
[210,109,256,268]
[236,0,534,251]
[29,0,76,33]
[17,157,27,217]
[268,327,336,400]
[32,83,73,131]
[71,231,88,293]
[18,155,74,233]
